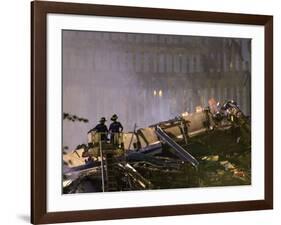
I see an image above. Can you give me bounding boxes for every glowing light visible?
[195,106,203,112]
[181,112,189,117]
[159,90,162,97]
[153,90,157,96]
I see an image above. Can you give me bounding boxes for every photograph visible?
[62,30,252,194]
[0,0,277,223]
[30,1,274,223]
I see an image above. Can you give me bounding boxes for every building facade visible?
[63,30,251,149]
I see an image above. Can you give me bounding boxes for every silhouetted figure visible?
[88,117,108,141]
[109,114,123,144]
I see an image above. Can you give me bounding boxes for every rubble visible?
[63,99,251,193]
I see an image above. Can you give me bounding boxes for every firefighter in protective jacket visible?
[109,114,123,144]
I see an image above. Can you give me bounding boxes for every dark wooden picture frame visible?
[31,1,273,224]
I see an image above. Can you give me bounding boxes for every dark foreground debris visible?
[63,100,251,193]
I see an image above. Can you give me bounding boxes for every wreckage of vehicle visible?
[63,99,251,194]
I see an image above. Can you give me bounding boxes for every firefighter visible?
[109,114,123,144]
[109,114,123,133]
[88,117,108,141]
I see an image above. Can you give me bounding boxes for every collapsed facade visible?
[63,99,251,193]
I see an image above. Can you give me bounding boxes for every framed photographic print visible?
[31,1,273,224]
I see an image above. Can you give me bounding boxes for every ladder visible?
[100,142,119,192]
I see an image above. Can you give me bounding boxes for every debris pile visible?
[63,99,251,193]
